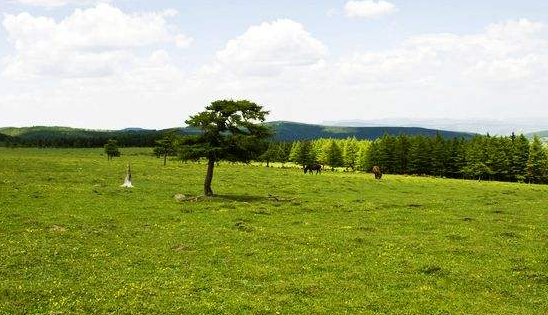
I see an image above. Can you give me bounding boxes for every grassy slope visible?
[1,148,547,314]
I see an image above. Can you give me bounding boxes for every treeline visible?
[0,122,474,147]
[258,133,548,184]
[0,129,169,148]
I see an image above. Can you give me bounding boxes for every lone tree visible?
[179,100,271,196]
[154,130,178,166]
[104,139,120,160]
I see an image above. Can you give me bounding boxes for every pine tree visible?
[446,138,466,178]
[366,140,381,171]
[325,140,343,170]
[317,141,328,165]
[430,133,447,176]
[357,141,370,171]
[259,142,278,167]
[526,136,548,184]
[290,141,314,167]
[464,136,487,179]
[487,137,510,181]
[394,134,410,174]
[289,141,302,164]
[510,134,529,182]
[378,134,398,173]
[276,142,291,167]
[408,136,431,175]
[343,137,359,170]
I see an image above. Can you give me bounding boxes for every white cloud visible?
[2,3,191,78]
[344,0,397,19]
[2,11,548,128]
[193,18,548,124]
[336,19,548,87]
[175,34,194,48]
[214,19,328,77]
[15,0,108,8]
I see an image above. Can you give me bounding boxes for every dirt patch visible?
[500,231,518,238]
[447,234,467,241]
[48,225,67,233]
[419,265,443,275]
[171,243,191,252]
[235,220,254,232]
[408,204,423,208]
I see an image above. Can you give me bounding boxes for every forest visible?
[258,133,548,184]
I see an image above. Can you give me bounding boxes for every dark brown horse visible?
[304,163,322,174]
[372,166,382,179]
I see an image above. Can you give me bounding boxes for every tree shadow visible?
[213,194,271,203]
[174,193,295,203]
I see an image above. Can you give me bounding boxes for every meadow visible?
[1,148,547,314]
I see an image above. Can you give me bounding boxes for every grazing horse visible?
[372,166,382,179]
[304,163,322,174]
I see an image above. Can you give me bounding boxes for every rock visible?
[173,194,187,202]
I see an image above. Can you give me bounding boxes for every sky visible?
[1,0,548,130]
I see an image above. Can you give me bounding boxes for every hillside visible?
[525,130,548,142]
[266,121,474,141]
[0,126,173,147]
[0,122,474,147]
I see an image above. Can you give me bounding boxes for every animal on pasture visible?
[304,163,322,174]
[372,166,382,179]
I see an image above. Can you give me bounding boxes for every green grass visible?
[1,148,548,314]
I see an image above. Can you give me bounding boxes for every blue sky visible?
[1,0,548,129]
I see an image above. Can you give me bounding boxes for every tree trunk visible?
[204,157,215,196]
[163,153,167,166]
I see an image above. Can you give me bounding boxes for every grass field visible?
[1,148,548,314]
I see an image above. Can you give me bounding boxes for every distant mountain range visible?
[525,130,548,142]
[264,121,474,141]
[0,122,476,147]
[322,118,548,136]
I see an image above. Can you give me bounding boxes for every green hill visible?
[525,130,548,142]
[266,121,474,141]
[0,122,474,148]
[0,126,170,147]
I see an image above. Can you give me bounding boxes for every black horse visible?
[304,163,322,174]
